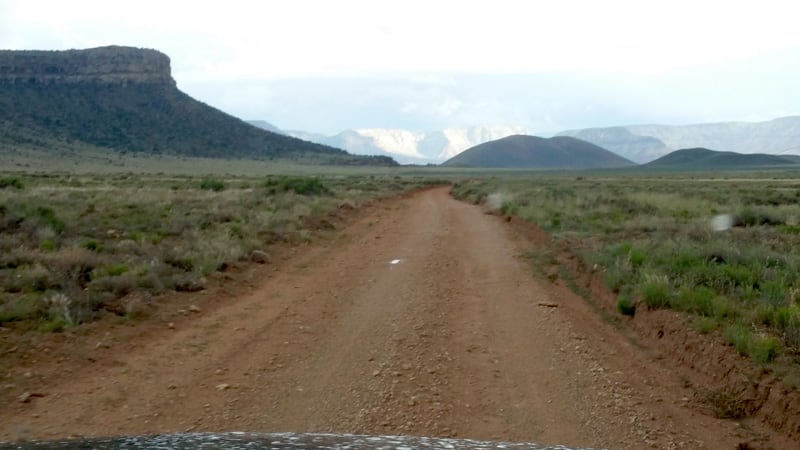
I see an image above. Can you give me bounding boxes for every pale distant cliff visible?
[558,117,800,163]
[0,46,174,85]
[248,122,530,164]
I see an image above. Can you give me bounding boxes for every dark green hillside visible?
[643,148,799,170]
[442,135,634,169]
[0,47,396,166]
[780,154,800,163]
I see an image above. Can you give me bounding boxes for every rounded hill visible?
[441,135,634,169]
[642,147,800,170]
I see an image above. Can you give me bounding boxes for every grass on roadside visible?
[452,174,800,366]
[0,172,443,332]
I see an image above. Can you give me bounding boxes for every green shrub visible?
[760,279,787,307]
[640,275,672,309]
[39,317,69,333]
[549,214,562,229]
[83,239,103,252]
[500,201,518,216]
[720,264,757,288]
[709,295,733,319]
[773,305,800,348]
[749,335,781,363]
[670,251,705,272]
[628,247,647,269]
[0,177,24,189]
[772,305,800,331]
[265,176,330,195]
[616,294,636,316]
[604,267,625,293]
[692,316,719,334]
[0,295,43,324]
[674,286,726,317]
[777,224,800,235]
[724,323,752,356]
[165,256,194,272]
[738,207,782,226]
[33,206,65,234]
[229,223,244,239]
[89,272,137,296]
[200,179,225,191]
[610,242,633,258]
[738,208,758,227]
[753,303,774,326]
[107,264,129,276]
[724,323,781,363]
[39,238,57,252]
[8,264,56,293]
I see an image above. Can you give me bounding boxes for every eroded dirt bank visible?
[1,187,791,449]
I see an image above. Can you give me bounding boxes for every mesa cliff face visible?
[0,46,395,164]
[0,46,174,85]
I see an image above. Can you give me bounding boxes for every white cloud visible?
[400,102,419,113]
[3,0,799,80]
[2,0,800,132]
[433,97,463,118]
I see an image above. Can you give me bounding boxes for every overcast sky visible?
[2,0,799,134]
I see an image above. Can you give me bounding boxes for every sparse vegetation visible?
[0,177,24,189]
[265,176,331,195]
[199,178,225,191]
[702,386,749,419]
[616,293,636,316]
[452,174,800,366]
[0,172,441,331]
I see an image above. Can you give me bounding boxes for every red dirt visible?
[505,214,800,448]
[0,187,795,449]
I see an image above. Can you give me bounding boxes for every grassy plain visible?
[0,168,443,332]
[6,149,800,372]
[452,172,800,366]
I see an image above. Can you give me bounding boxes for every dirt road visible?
[0,188,775,448]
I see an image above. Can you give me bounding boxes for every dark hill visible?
[0,46,395,166]
[442,135,634,169]
[643,148,800,170]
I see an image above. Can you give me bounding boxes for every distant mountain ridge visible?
[441,135,635,169]
[248,122,527,164]
[0,46,395,165]
[253,116,800,166]
[557,117,800,163]
[643,147,800,170]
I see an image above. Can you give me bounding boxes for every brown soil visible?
[0,187,795,449]
[523,215,800,448]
